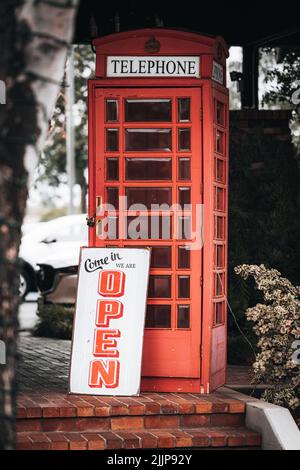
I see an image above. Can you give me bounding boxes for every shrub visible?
[33,303,74,339]
[235,264,300,424]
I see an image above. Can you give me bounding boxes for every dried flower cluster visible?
[235,264,300,423]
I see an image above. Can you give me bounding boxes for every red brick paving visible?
[16,389,262,450]
[17,392,246,422]
[16,333,261,450]
[16,427,261,450]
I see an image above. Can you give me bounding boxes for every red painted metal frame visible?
[88,29,229,393]
[92,87,202,387]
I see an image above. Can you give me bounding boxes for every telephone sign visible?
[107,56,200,77]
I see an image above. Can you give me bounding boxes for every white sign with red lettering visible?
[69,247,150,395]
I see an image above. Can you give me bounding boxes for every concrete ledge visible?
[220,387,300,450]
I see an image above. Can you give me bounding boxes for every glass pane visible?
[151,246,171,268]
[216,130,224,154]
[106,216,119,240]
[215,302,224,325]
[125,129,172,151]
[126,158,171,180]
[178,246,190,269]
[178,128,191,151]
[177,305,190,328]
[215,158,225,183]
[215,244,224,269]
[215,187,225,211]
[106,158,119,180]
[178,158,191,180]
[96,219,102,238]
[126,187,172,209]
[96,196,102,214]
[125,99,171,122]
[145,304,171,328]
[148,275,171,298]
[178,216,191,240]
[107,187,119,209]
[216,101,224,126]
[215,273,224,296]
[178,98,191,122]
[215,216,225,240]
[106,129,119,151]
[106,99,118,122]
[126,215,171,240]
[178,275,190,298]
[178,187,191,207]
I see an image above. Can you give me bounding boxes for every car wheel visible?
[19,271,30,300]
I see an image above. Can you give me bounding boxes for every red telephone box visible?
[88,29,229,393]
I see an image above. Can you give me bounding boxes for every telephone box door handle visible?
[86,215,96,227]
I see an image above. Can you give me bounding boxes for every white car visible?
[19,214,88,298]
[36,245,82,305]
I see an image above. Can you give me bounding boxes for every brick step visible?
[17,411,246,433]
[16,426,261,450]
[17,392,246,420]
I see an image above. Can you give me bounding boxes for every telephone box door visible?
[91,87,202,383]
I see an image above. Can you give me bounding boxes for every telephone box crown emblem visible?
[144,36,160,53]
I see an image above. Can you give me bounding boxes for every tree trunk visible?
[0,0,78,449]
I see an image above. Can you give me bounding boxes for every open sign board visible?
[69,247,150,395]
